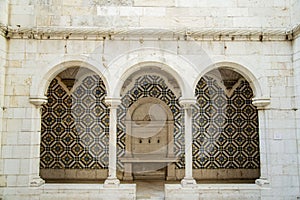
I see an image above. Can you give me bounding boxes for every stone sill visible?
[42,183,136,191]
[1,183,137,200]
[165,183,262,190]
[165,183,268,200]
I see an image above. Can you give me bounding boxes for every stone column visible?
[252,97,271,187]
[29,96,47,187]
[179,98,197,187]
[104,97,121,187]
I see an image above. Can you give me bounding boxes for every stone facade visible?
[0,0,300,199]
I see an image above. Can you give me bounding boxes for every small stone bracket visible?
[252,97,271,110]
[29,96,48,107]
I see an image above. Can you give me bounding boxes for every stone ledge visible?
[1,184,136,200]
[165,183,266,200]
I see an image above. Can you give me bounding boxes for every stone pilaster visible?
[252,97,271,187]
[29,96,47,187]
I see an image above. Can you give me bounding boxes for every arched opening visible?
[121,97,176,180]
[40,67,109,182]
[117,67,183,180]
[193,67,260,182]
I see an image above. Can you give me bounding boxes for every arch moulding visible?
[193,60,269,101]
[30,55,110,99]
[106,48,200,99]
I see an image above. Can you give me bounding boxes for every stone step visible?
[134,171,165,180]
[134,176,165,180]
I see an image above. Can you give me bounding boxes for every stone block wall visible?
[294,35,300,200]
[0,0,9,188]
[0,0,300,199]
[2,37,299,198]
[291,0,300,26]
[7,0,292,29]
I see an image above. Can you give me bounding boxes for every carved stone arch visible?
[121,70,181,98]
[194,61,265,99]
[30,59,110,99]
[107,47,199,98]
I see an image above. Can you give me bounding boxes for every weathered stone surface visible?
[0,0,300,200]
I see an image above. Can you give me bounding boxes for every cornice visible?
[0,24,7,38]
[0,23,299,41]
[292,24,300,39]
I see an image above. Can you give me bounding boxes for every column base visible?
[30,176,45,187]
[104,177,120,188]
[255,178,270,187]
[181,177,197,188]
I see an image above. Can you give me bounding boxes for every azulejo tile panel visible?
[41,75,109,169]
[41,73,259,171]
[193,75,259,169]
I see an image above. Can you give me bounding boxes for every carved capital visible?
[252,97,270,110]
[179,98,196,110]
[105,97,121,109]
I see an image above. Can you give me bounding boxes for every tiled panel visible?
[41,73,259,171]
[41,75,109,169]
[117,75,184,169]
[193,76,259,169]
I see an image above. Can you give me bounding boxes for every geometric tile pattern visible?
[40,72,258,171]
[193,75,259,169]
[41,75,109,169]
[117,75,184,169]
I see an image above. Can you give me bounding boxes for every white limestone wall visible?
[0,0,9,188]
[291,0,300,26]
[1,0,300,199]
[2,36,299,199]
[0,35,6,187]
[0,0,9,25]
[294,35,300,200]
[8,0,292,29]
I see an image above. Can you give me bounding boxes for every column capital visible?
[252,97,270,110]
[105,97,121,108]
[29,96,47,107]
[179,98,197,109]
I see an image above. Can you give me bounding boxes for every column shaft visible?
[104,98,121,187]
[108,106,118,179]
[180,99,197,187]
